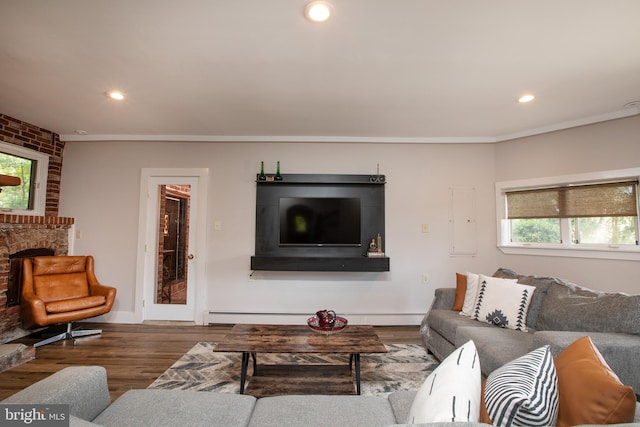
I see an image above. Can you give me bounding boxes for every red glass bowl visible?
[307,315,348,334]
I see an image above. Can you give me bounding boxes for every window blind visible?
[506,181,638,219]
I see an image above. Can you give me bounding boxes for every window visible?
[0,141,49,215]
[496,168,640,261]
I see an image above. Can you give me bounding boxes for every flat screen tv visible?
[279,197,361,246]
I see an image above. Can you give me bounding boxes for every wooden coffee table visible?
[213,324,387,395]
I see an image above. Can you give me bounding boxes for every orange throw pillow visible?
[554,336,636,427]
[452,273,467,311]
[479,380,492,424]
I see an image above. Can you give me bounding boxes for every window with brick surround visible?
[0,141,49,215]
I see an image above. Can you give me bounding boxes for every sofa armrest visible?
[431,288,456,310]
[420,288,456,352]
[19,293,48,329]
[2,366,111,422]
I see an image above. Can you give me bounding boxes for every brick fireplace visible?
[0,113,71,342]
[0,216,74,341]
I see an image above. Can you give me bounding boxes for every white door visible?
[135,168,208,323]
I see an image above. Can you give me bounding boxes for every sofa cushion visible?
[34,272,90,302]
[554,336,636,427]
[69,415,102,427]
[472,275,535,332]
[387,390,417,424]
[455,326,534,377]
[247,395,396,427]
[537,282,640,336]
[45,296,106,313]
[93,389,256,427]
[407,340,481,424]
[428,309,493,344]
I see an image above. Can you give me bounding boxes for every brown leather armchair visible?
[21,255,117,347]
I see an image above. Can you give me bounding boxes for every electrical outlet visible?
[421,223,429,233]
[422,273,430,284]
[214,221,222,231]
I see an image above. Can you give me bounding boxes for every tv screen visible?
[279,197,361,246]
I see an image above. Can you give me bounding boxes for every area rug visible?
[148,343,437,397]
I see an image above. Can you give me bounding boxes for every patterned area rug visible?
[148,343,437,397]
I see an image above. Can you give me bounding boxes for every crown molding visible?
[59,134,497,143]
[60,107,639,144]
[494,107,640,142]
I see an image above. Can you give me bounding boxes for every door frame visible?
[134,168,209,324]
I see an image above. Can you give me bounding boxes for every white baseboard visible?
[79,310,136,324]
[206,312,424,326]
[76,311,424,326]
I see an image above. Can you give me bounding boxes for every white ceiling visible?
[1,0,639,143]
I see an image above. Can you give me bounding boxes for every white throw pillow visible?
[484,345,559,427]
[460,272,480,317]
[472,274,535,331]
[406,340,481,424]
[461,272,517,317]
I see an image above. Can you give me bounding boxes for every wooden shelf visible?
[251,256,390,272]
[256,173,386,185]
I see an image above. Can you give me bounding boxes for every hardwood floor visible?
[0,322,422,401]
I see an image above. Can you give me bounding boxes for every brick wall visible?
[0,113,72,341]
[0,113,65,217]
[156,185,191,304]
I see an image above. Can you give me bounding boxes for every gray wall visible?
[494,116,640,292]
[58,115,639,324]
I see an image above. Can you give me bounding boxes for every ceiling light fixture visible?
[518,94,535,103]
[304,1,334,23]
[106,90,125,101]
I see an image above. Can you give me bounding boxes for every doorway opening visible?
[156,185,190,305]
[136,168,208,323]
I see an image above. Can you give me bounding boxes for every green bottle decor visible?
[259,161,266,181]
[275,161,283,180]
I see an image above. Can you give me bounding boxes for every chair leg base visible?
[33,323,103,348]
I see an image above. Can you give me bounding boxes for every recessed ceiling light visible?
[304,1,333,23]
[518,94,535,103]
[106,90,125,101]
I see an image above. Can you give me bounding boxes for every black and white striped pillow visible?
[484,345,559,427]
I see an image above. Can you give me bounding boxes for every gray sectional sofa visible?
[3,269,640,426]
[3,365,639,427]
[421,268,640,394]
[0,365,464,427]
